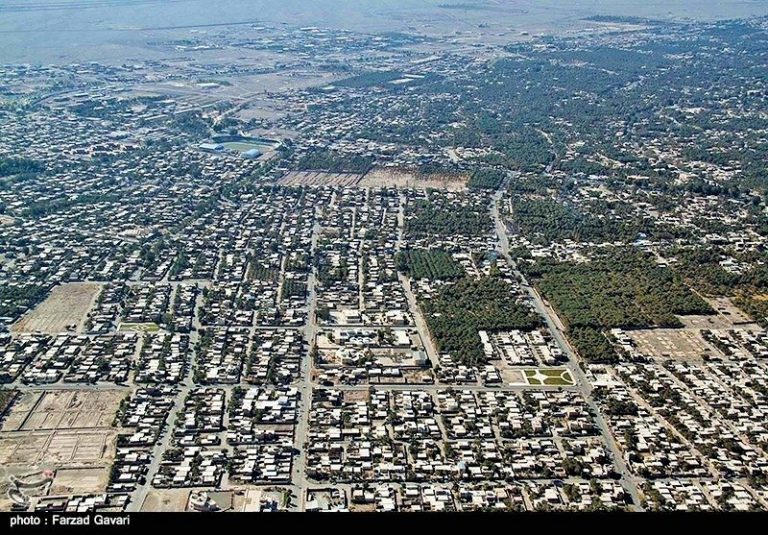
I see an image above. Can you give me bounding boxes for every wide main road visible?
[491,184,644,510]
[292,214,322,511]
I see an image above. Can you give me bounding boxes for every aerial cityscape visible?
[3,0,768,516]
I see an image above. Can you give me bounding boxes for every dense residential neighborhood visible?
[2,7,768,514]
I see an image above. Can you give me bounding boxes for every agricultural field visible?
[528,251,715,364]
[467,168,506,190]
[11,282,101,334]
[396,249,464,280]
[406,196,492,239]
[532,252,713,331]
[421,277,541,366]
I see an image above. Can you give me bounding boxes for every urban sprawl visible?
[2,15,768,513]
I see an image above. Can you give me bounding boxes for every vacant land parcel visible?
[626,328,721,361]
[1,390,124,432]
[278,171,363,187]
[358,168,468,190]
[0,389,121,509]
[12,282,101,334]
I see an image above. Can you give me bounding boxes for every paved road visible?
[305,382,575,392]
[491,184,644,510]
[396,192,440,367]
[292,216,321,511]
[125,287,208,512]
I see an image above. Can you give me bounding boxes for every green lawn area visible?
[221,142,273,153]
[524,369,575,386]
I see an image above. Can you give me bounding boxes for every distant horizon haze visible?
[2,0,768,63]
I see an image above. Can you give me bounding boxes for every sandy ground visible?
[49,467,109,495]
[0,431,116,473]
[2,390,123,433]
[12,282,101,334]
[140,489,192,512]
[278,171,364,187]
[0,389,121,510]
[627,328,721,361]
[358,168,467,190]
[678,315,735,330]
[706,297,755,325]
[0,429,116,510]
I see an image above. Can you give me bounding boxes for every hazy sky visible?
[2,0,768,63]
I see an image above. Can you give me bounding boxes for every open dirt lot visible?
[500,368,526,385]
[0,430,116,466]
[491,353,538,385]
[236,488,279,512]
[678,314,735,329]
[12,282,101,334]
[358,168,468,190]
[708,297,755,325]
[140,489,191,512]
[0,391,118,511]
[1,390,124,432]
[49,467,109,495]
[278,171,364,187]
[343,390,369,403]
[0,422,116,511]
[627,328,722,361]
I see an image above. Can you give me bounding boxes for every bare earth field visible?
[139,70,337,101]
[140,489,192,512]
[707,297,755,325]
[627,328,722,361]
[49,467,109,496]
[0,388,122,510]
[12,282,101,334]
[490,354,535,385]
[0,430,116,471]
[0,435,114,510]
[678,314,736,329]
[278,171,364,187]
[358,168,468,190]
[1,390,124,432]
